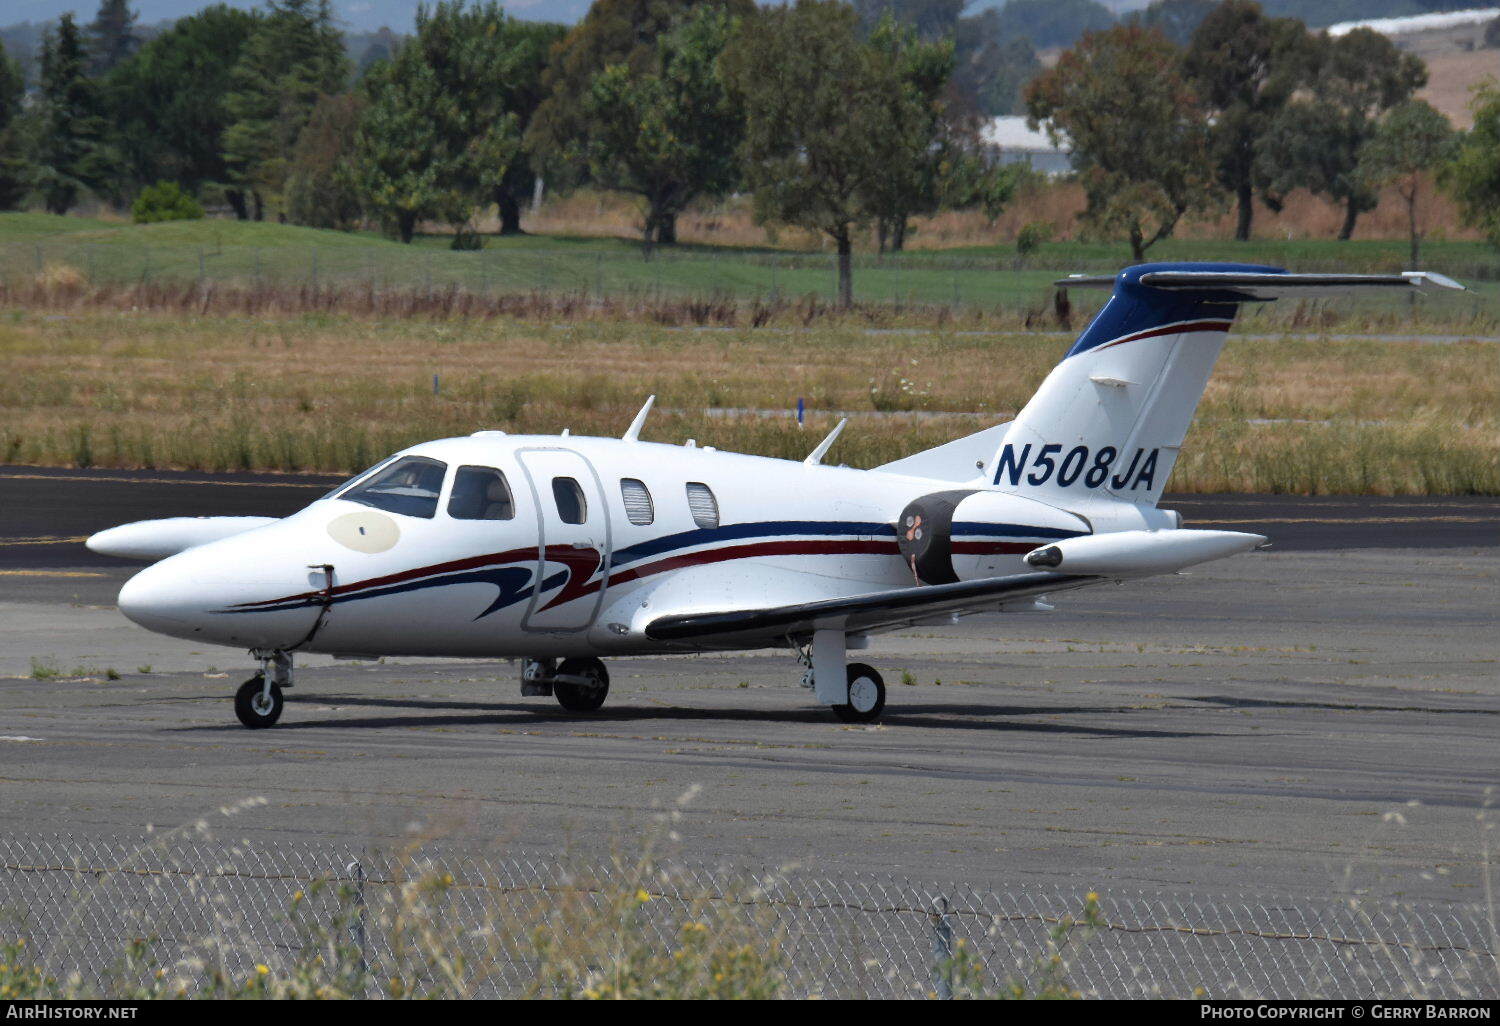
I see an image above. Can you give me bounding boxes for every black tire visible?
[554,657,609,713]
[234,674,284,729]
[832,663,885,724]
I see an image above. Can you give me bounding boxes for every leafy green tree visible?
[995,0,1114,50]
[526,0,753,197]
[410,2,563,238]
[1359,99,1454,268]
[32,14,112,215]
[86,0,139,76]
[1255,27,1425,240]
[1444,83,1500,251]
[854,1,1040,117]
[723,0,922,306]
[1183,0,1309,241]
[861,14,962,253]
[350,42,463,243]
[1127,0,1216,46]
[222,0,349,220]
[1026,25,1217,261]
[105,4,259,218]
[0,38,29,210]
[284,92,365,230]
[131,180,204,222]
[581,4,741,249]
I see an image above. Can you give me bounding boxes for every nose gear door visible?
[516,448,611,631]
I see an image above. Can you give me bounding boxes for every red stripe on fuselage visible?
[235,534,1047,613]
[1093,319,1232,353]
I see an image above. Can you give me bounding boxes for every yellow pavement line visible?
[0,473,329,488]
[0,570,107,578]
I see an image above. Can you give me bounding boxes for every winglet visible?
[622,395,655,442]
[804,418,847,465]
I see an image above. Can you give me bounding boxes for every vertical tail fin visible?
[989,263,1462,507]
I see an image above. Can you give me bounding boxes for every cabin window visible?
[338,455,447,519]
[552,477,587,524]
[448,466,514,521]
[620,478,654,526]
[685,482,719,529]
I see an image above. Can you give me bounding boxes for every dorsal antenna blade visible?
[804,418,847,466]
[622,395,656,442]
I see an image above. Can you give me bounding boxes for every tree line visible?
[1026,0,1500,265]
[0,0,1027,306]
[3,0,1500,305]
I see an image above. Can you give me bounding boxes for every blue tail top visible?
[1066,262,1285,358]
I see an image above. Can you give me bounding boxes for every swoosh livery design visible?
[223,520,1085,620]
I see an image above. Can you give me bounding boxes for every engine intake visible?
[895,490,976,585]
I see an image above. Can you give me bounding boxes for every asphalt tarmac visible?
[0,467,1495,905]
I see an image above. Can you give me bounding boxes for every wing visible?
[644,571,1101,645]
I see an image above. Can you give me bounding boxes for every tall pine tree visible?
[87,0,140,76]
[33,14,111,215]
[222,0,348,219]
[0,38,29,210]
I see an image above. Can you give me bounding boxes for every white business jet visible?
[86,263,1462,728]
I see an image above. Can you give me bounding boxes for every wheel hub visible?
[251,691,276,716]
[849,677,879,713]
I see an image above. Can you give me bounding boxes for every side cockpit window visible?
[337,455,447,519]
[448,466,515,521]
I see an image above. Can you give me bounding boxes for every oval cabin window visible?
[685,482,719,530]
[620,478,655,526]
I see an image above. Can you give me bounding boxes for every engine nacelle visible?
[1023,529,1266,577]
[895,490,1091,585]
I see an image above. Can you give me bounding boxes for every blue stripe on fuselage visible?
[609,520,898,569]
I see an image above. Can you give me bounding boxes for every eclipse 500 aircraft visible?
[87,263,1462,728]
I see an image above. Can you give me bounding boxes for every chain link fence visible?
[0,239,1074,312]
[1,834,1494,999]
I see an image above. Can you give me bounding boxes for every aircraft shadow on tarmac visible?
[1186,694,1500,716]
[166,693,1209,739]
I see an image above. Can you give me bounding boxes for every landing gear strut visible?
[235,650,291,729]
[800,629,886,724]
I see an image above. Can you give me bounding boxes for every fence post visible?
[346,858,368,981]
[930,895,954,1000]
[595,253,604,299]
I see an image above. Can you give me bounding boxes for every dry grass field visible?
[1,307,1494,494]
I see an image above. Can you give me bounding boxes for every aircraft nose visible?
[117,560,201,636]
[115,535,330,649]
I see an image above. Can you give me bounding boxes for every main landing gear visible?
[521,657,611,713]
[235,650,292,729]
[799,630,887,724]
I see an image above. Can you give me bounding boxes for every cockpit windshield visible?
[335,455,448,519]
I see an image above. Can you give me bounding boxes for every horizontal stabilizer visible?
[1056,270,1464,300]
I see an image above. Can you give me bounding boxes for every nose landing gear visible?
[235,650,292,729]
